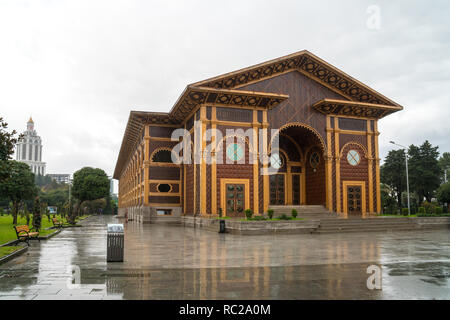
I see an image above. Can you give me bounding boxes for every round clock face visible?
[226,143,244,162]
[347,150,360,166]
[270,153,283,169]
[310,152,320,168]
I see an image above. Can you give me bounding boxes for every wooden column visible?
[200,106,207,215]
[262,110,269,213]
[144,124,150,206]
[334,117,341,213]
[367,120,374,213]
[211,107,217,215]
[325,116,333,211]
[252,109,259,214]
[374,121,381,213]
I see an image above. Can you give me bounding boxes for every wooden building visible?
[113,50,402,222]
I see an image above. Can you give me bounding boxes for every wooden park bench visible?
[52,217,64,228]
[14,225,40,245]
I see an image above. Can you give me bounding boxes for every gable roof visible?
[114,50,403,179]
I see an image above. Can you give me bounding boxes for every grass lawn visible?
[0,246,23,259]
[381,214,417,217]
[0,214,68,245]
[240,217,305,221]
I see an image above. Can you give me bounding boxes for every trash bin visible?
[107,224,124,262]
[219,219,226,233]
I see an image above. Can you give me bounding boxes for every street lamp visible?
[390,141,410,216]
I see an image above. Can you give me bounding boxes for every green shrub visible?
[423,201,434,214]
[279,214,292,220]
[267,209,274,219]
[401,208,409,216]
[250,216,267,221]
[244,209,253,220]
[218,208,223,218]
[435,206,443,215]
[0,208,3,216]
[291,209,298,218]
[418,207,425,214]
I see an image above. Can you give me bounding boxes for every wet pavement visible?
[0,215,449,299]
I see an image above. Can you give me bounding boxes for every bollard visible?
[219,219,226,233]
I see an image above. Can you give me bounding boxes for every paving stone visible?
[0,215,449,300]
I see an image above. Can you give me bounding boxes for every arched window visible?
[152,149,173,163]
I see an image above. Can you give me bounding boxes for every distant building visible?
[16,117,46,175]
[48,174,71,184]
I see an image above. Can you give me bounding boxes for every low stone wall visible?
[415,217,450,229]
[121,206,182,224]
[181,216,320,235]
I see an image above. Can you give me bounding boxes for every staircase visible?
[269,205,338,220]
[312,217,418,234]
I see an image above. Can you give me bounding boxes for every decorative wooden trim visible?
[339,142,369,159]
[220,178,250,216]
[149,179,180,184]
[313,99,401,119]
[149,147,180,164]
[342,180,367,215]
[148,203,182,207]
[149,192,181,197]
[270,122,326,154]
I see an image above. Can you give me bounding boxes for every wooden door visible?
[292,174,301,205]
[226,184,245,215]
[270,174,285,205]
[347,185,362,215]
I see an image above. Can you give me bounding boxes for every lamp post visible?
[390,141,410,216]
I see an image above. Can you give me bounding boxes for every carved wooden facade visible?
[114,50,402,218]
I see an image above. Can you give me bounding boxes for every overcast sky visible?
[1,0,449,190]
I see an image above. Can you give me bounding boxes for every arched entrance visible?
[269,123,327,206]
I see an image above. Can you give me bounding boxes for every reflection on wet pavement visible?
[0,215,449,299]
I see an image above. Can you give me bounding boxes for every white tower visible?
[16,117,46,175]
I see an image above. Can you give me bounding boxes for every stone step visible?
[312,226,419,234]
[318,223,416,230]
[319,220,416,226]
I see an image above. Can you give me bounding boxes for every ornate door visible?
[226,184,245,215]
[347,185,362,215]
[292,174,301,205]
[270,174,285,205]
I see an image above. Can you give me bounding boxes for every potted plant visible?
[291,209,298,218]
[267,209,274,220]
[244,209,253,220]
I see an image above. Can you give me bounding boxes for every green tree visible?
[436,182,450,204]
[39,188,69,208]
[0,117,22,162]
[0,161,37,224]
[438,152,450,183]
[408,141,441,203]
[32,196,42,230]
[381,149,406,207]
[72,167,110,202]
